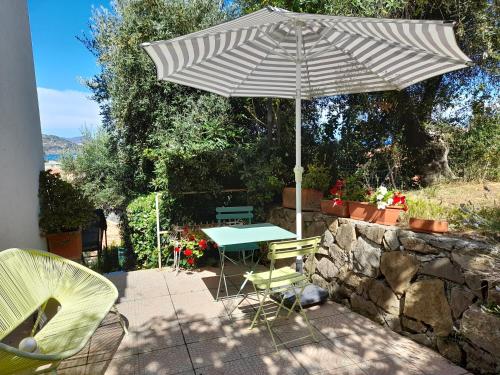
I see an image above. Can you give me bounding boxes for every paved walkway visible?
[58,267,471,375]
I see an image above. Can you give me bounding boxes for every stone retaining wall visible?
[269,207,500,374]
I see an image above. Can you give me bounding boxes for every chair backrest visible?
[216,206,253,226]
[268,237,321,277]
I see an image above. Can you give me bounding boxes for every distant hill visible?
[42,134,79,161]
[65,136,84,145]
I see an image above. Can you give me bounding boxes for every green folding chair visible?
[215,206,259,300]
[244,236,321,351]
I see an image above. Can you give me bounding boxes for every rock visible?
[356,223,385,244]
[316,257,340,280]
[401,316,427,333]
[312,274,331,293]
[450,287,475,319]
[380,252,419,295]
[379,311,402,332]
[352,236,382,277]
[487,287,500,305]
[350,293,379,319]
[403,333,435,348]
[317,246,329,256]
[336,222,357,251]
[368,280,400,315]
[328,219,339,235]
[329,243,348,270]
[400,235,438,254]
[304,256,318,274]
[420,257,465,284]
[304,220,327,237]
[322,229,335,249]
[427,236,460,251]
[403,279,453,336]
[339,271,371,295]
[461,305,500,357]
[463,342,499,375]
[464,273,485,299]
[451,251,495,273]
[383,230,400,251]
[329,279,351,300]
[436,337,462,363]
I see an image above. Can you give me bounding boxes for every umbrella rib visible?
[229,24,290,96]
[257,23,296,61]
[328,41,401,90]
[228,25,295,96]
[328,25,471,66]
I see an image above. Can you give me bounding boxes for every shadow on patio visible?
[56,268,470,375]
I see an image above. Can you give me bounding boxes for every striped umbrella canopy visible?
[142,6,470,262]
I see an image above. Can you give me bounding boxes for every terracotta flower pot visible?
[348,201,379,222]
[409,218,449,233]
[282,187,323,211]
[375,206,402,226]
[320,200,349,217]
[348,202,401,225]
[46,230,82,260]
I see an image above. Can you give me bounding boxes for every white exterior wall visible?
[0,0,45,250]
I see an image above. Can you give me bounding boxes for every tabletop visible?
[202,223,296,247]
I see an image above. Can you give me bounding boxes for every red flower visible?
[333,198,343,206]
[174,246,180,253]
[184,249,193,256]
[198,239,207,250]
[182,225,190,235]
[187,258,194,265]
[335,179,345,188]
[329,187,338,196]
[188,234,195,241]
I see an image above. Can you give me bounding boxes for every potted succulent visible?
[350,185,407,225]
[320,179,349,217]
[39,170,95,260]
[282,164,330,211]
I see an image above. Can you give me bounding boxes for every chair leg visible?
[111,306,128,335]
[292,284,317,342]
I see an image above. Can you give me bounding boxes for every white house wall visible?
[0,0,45,251]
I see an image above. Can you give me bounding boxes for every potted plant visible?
[39,170,95,260]
[350,185,407,225]
[282,164,330,211]
[320,179,349,217]
[406,199,449,233]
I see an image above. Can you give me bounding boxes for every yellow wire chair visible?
[244,237,321,351]
[0,248,126,374]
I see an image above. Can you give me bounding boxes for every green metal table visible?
[202,223,296,301]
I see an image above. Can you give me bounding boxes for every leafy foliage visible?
[61,128,126,210]
[38,171,95,234]
[302,164,331,193]
[125,193,167,268]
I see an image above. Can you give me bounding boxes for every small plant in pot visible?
[404,198,449,233]
[282,164,330,211]
[39,170,95,260]
[320,179,349,217]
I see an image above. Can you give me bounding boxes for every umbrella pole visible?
[294,22,304,273]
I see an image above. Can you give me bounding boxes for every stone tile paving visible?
[57,268,470,375]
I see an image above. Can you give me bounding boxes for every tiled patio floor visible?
[58,266,471,375]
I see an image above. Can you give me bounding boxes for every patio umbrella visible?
[142,6,470,270]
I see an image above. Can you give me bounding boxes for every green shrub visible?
[302,164,331,193]
[38,170,95,234]
[126,193,170,268]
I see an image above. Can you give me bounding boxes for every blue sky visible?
[28,0,110,137]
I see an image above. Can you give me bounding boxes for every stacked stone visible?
[268,207,500,375]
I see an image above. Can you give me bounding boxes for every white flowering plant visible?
[367,186,407,210]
